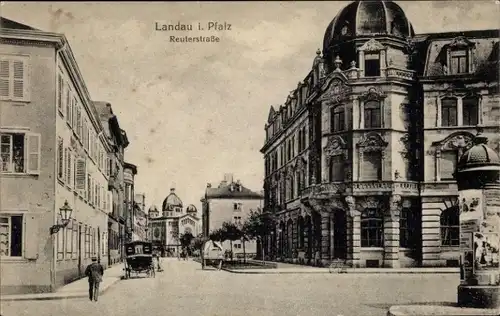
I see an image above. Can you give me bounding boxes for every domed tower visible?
[148,205,159,218]
[322,0,415,74]
[162,188,183,217]
[186,204,197,215]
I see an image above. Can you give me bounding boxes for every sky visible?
[2,1,499,215]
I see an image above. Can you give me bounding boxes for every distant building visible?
[95,101,129,266]
[260,1,499,268]
[123,162,137,245]
[201,174,264,258]
[148,188,200,257]
[132,193,147,241]
[1,17,112,294]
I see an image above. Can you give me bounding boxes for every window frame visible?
[0,54,31,102]
[360,208,384,248]
[440,97,458,127]
[439,150,458,181]
[331,105,345,132]
[440,206,460,247]
[361,150,383,181]
[0,130,41,175]
[0,214,24,258]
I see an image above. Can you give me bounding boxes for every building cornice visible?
[2,28,107,141]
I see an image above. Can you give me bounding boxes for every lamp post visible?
[50,200,73,234]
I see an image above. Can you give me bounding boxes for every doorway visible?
[333,209,347,259]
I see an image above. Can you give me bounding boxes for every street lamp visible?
[50,200,73,234]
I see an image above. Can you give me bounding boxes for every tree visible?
[209,228,225,242]
[221,221,243,261]
[191,233,208,250]
[242,208,276,260]
[180,231,194,255]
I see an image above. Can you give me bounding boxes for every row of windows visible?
[265,125,308,177]
[57,137,112,213]
[57,71,109,177]
[0,214,111,259]
[440,96,479,127]
[275,207,454,250]
[56,220,107,261]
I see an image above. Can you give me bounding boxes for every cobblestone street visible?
[1,258,459,316]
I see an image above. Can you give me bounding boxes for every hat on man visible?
[91,256,97,262]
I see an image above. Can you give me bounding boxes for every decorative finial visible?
[334,56,342,70]
[350,60,357,68]
[474,125,488,145]
[316,49,321,56]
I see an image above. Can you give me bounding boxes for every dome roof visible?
[457,131,500,172]
[323,1,415,52]
[148,205,158,213]
[162,188,183,212]
[186,204,197,213]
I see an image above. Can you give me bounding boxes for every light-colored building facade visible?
[202,174,264,257]
[95,101,129,265]
[260,1,499,268]
[132,193,147,241]
[1,18,113,294]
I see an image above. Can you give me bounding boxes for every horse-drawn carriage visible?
[124,241,155,279]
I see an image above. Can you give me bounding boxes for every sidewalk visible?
[221,260,460,274]
[0,264,124,302]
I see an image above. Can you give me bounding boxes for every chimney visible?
[224,173,234,184]
[206,183,212,188]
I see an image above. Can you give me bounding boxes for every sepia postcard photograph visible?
[0,1,499,316]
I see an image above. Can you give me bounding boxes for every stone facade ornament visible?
[356,132,388,150]
[448,36,475,49]
[388,194,402,221]
[319,77,352,104]
[434,132,475,152]
[358,38,386,52]
[359,87,387,102]
[324,135,347,157]
[344,195,358,218]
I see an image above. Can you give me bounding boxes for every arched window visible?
[441,98,458,127]
[364,100,381,128]
[440,206,459,246]
[361,208,383,247]
[462,96,479,126]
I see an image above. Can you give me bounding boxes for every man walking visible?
[85,257,104,302]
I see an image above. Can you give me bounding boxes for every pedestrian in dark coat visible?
[85,257,104,302]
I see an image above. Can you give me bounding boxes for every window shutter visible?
[25,133,41,174]
[75,158,86,191]
[0,59,10,98]
[24,213,39,260]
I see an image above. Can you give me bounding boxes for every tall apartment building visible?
[1,18,113,293]
[260,1,499,268]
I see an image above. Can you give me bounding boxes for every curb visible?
[221,268,460,275]
[387,305,500,316]
[0,278,121,302]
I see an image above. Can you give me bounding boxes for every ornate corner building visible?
[260,1,499,268]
